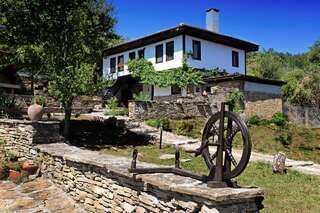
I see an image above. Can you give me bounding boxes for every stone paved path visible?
[0,178,85,213]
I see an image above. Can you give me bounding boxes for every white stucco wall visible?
[185,35,246,74]
[244,81,282,94]
[103,35,184,79]
[154,86,171,97]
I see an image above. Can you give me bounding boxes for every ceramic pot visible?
[9,170,21,183]
[27,104,44,121]
[21,161,38,175]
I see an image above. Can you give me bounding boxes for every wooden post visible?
[175,146,180,169]
[159,124,163,149]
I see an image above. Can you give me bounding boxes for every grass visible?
[100,144,320,213]
[145,118,205,139]
[249,125,320,163]
[238,162,320,213]
[144,118,320,163]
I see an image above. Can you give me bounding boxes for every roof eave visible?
[103,24,259,56]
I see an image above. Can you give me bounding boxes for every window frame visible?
[155,44,163,63]
[110,57,116,73]
[117,55,124,72]
[138,49,145,59]
[192,40,201,60]
[129,51,136,60]
[166,41,174,61]
[232,51,239,67]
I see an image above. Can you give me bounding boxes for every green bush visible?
[274,133,292,146]
[106,97,118,110]
[271,112,287,126]
[133,92,150,101]
[0,90,17,108]
[104,108,128,116]
[175,120,195,136]
[32,95,46,106]
[145,118,170,130]
[247,115,261,125]
[5,150,18,161]
[228,90,244,113]
[7,162,21,172]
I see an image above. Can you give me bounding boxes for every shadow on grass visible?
[64,118,153,150]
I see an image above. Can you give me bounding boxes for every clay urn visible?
[28,103,44,121]
[9,170,21,183]
[21,161,38,175]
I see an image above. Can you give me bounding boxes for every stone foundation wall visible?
[0,119,61,161]
[0,119,264,213]
[244,92,283,119]
[129,91,283,120]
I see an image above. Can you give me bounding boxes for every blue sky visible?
[109,0,320,54]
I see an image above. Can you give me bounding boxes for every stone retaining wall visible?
[8,94,102,113]
[129,91,283,120]
[0,119,264,213]
[0,119,61,161]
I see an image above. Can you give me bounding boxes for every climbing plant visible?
[127,55,204,88]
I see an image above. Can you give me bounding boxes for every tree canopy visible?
[1,0,120,136]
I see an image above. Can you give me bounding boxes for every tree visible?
[1,0,120,137]
[247,49,283,80]
[308,39,320,65]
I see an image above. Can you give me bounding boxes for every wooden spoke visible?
[226,149,238,166]
[211,151,217,161]
[225,126,240,145]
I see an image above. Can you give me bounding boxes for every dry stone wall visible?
[0,119,264,213]
[129,91,283,120]
[0,119,61,161]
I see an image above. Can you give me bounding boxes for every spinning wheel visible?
[129,102,252,188]
[201,109,251,180]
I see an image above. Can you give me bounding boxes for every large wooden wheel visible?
[201,111,251,180]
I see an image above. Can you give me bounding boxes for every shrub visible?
[106,97,118,110]
[228,90,244,113]
[0,90,17,108]
[32,95,46,106]
[5,150,18,161]
[145,118,170,130]
[133,92,150,101]
[175,121,195,136]
[7,162,21,172]
[274,133,292,146]
[104,108,128,117]
[271,112,287,126]
[247,115,260,125]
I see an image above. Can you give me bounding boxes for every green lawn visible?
[100,145,320,213]
[145,118,320,163]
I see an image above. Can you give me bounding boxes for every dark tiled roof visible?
[103,24,259,56]
[203,74,286,86]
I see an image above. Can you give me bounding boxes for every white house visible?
[102,9,259,103]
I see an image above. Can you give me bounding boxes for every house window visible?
[138,49,145,59]
[129,52,136,60]
[192,40,201,60]
[232,51,239,67]
[110,57,116,73]
[117,55,124,72]
[171,86,181,95]
[155,44,163,63]
[166,41,174,61]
